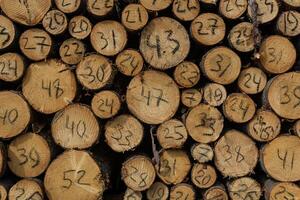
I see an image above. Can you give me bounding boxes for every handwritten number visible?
[63,170,90,189]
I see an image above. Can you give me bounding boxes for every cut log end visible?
[9,179,44,200]
[115,49,144,76]
[0,53,25,82]
[191,143,214,163]
[86,0,114,17]
[55,0,81,14]
[121,4,149,31]
[277,11,300,37]
[181,88,203,108]
[203,83,227,107]
[172,0,200,21]
[0,15,15,50]
[140,0,172,11]
[42,10,68,36]
[203,185,229,200]
[264,180,300,200]
[123,188,142,200]
[219,0,247,19]
[173,61,200,88]
[146,181,169,200]
[69,16,92,40]
[228,22,254,53]
[228,177,262,200]
[170,183,196,200]
[59,38,85,65]
[237,67,267,94]
[247,0,279,24]
[191,163,217,189]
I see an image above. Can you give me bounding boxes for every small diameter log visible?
[156,119,188,149]
[173,61,200,88]
[8,132,51,178]
[214,130,258,177]
[237,67,267,94]
[51,104,99,149]
[59,38,85,65]
[247,110,281,142]
[170,184,196,200]
[0,91,30,139]
[44,150,107,200]
[264,180,300,200]
[19,28,52,61]
[293,120,300,137]
[191,143,214,163]
[121,4,149,31]
[146,182,169,200]
[121,155,156,191]
[156,149,191,185]
[277,11,300,37]
[91,90,121,119]
[0,53,25,82]
[0,15,15,50]
[140,0,172,11]
[0,184,7,200]
[191,163,217,189]
[172,0,200,21]
[126,70,180,124]
[140,17,190,70]
[228,22,254,53]
[42,9,68,36]
[91,21,127,56]
[115,49,144,76]
[264,72,300,120]
[181,88,202,108]
[228,177,261,200]
[69,16,92,40]
[203,83,227,107]
[200,46,241,85]
[247,0,279,24]
[283,0,300,7]
[261,135,300,182]
[190,13,225,46]
[105,114,143,153]
[22,59,77,114]
[124,188,142,200]
[223,93,256,123]
[55,0,81,14]
[76,54,113,90]
[0,0,51,26]
[9,179,44,200]
[259,35,296,74]
[203,185,228,200]
[219,0,248,19]
[86,0,114,17]
[185,104,224,143]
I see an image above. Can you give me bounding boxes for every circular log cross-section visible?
[91,20,127,56]
[42,10,68,36]
[261,135,300,182]
[214,130,258,177]
[157,119,188,149]
[87,0,114,17]
[247,0,279,24]
[105,114,143,153]
[8,132,51,178]
[69,16,92,40]
[170,184,196,200]
[121,4,149,31]
[0,184,7,200]
[203,186,228,200]
[223,93,256,123]
[172,0,200,21]
[228,22,254,53]
[238,67,267,94]
[265,72,300,120]
[19,28,52,61]
[247,110,281,142]
[146,182,169,200]
[277,11,300,37]
[9,179,44,200]
[115,49,144,76]
[55,0,81,14]
[186,104,224,143]
[52,104,99,149]
[219,0,247,19]
[91,90,121,119]
[191,163,217,189]
[121,155,156,192]
[140,17,190,70]
[201,46,241,85]
[140,0,172,11]
[0,91,30,139]
[173,61,200,88]
[156,149,191,185]
[203,83,227,107]
[124,188,142,200]
[76,54,113,90]
[283,0,300,7]
[191,143,214,163]
[59,38,85,65]
[265,181,300,200]
[0,53,25,82]
[190,13,225,46]
[181,88,202,108]
[259,35,296,74]
[44,150,107,200]
[228,177,261,200]
[0,15,15,50]
[126,70,180,124]
[0,0,51,26]
[22,59,77,114]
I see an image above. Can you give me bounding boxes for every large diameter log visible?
[0,15,15,50]
[126,70,180,124]
[55,0,81,14]
[0,53,25,82]
[247,0,279,24]
[8,179,44,200]
[86,0,114,17]
[42,9,68,36]
[146,181,169,200]
[170,183,196,200]
[237,67,267,94]
[22,59,77,114]
[264,180,300,200]
[214,130,258,177]
[228,177,262,200]
[173,61,200,88]
[219,0,248,19]
[191,163,217,189]
[0,0,51,26]
[0,91,30,139]
[140,0,172,11]
[140,17,190,70]
[277,11,300,37]
[261,135,300,182]
[69,16,92,40]
[228,22,254,53]
[115,49,144,76]
[172,0,200,21]
[44,150,107,200]
[203,83,227,107]
[121,4,149,31]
